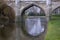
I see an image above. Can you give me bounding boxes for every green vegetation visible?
[45,15,60,40]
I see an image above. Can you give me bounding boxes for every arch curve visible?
[52,6,60,15]
[53,6,60,11]
[21,4,45,16]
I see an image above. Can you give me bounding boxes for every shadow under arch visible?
[52,6,60,15]
[20,4,47,37]
[51,6,60,20]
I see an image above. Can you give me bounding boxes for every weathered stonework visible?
[0,0,60,40]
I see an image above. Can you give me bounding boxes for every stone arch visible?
[52,6,60,15]
[21,4,46,16]
[21,4,47,37]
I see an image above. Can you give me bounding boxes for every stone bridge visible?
[0,0,60,40]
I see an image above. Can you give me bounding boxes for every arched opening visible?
[21,4,45,16]
[51,6,60,20]
[52,6,60,15]
[21,4,46,37]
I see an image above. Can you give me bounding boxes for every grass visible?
[45,15,60,40]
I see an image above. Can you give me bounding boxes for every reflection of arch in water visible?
[52,6,60,15]
[21,4,46,37]
[21,4,45,16]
